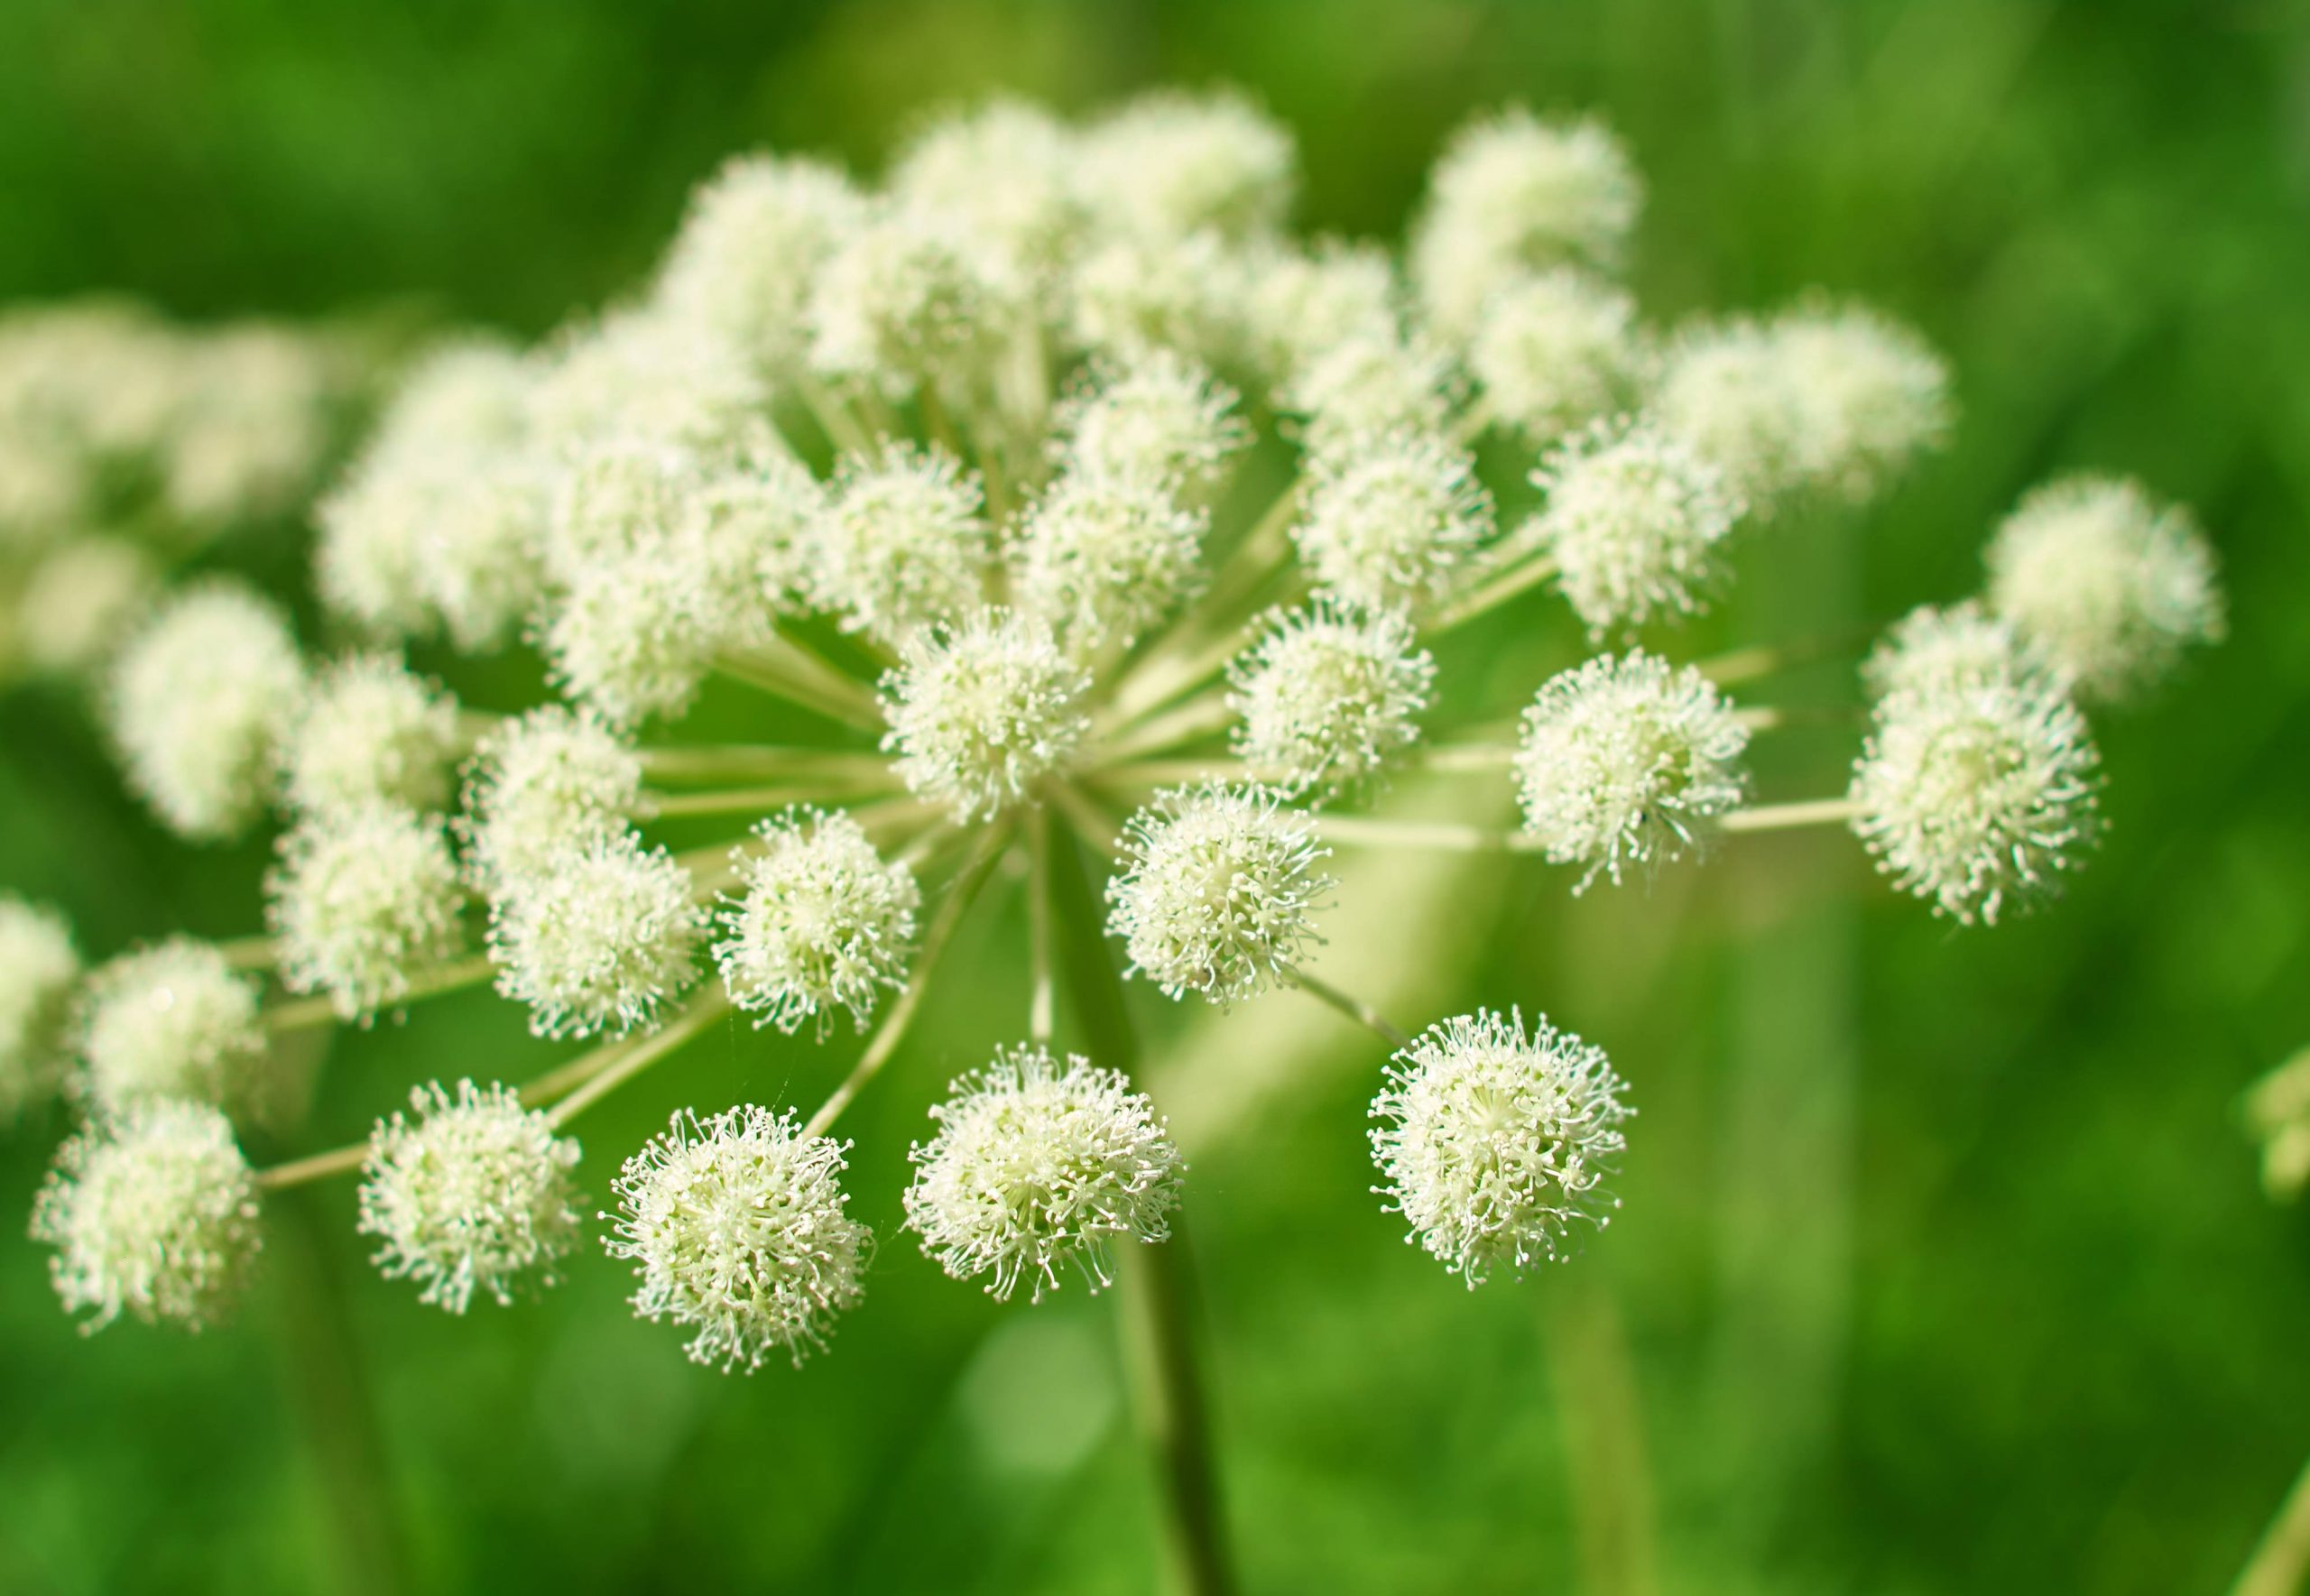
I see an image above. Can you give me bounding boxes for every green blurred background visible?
[5,1,2310,1591]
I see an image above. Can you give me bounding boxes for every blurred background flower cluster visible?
[3,1,2307,1592]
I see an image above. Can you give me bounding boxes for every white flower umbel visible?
[1067,229,1243,366]
[1107,784,1334,1003]
[1012,467,1207,649]
[487,830,706,1039]
[528,309,772,466]
[1228,602,1436,796]
[1529,418,1741,635]
[714,808,919,1034]
[282,653,462,816]
[1372,1008,1632,1286]
[1770,304,1951,506]
[605,1105,871,1372]
[882,607,1091,820]
[268,805,467,1023]
[1242,238,1401,383]
[31,1101,263,1333]
[1084,88,1297,243]
[1053,351,1247,499]
[541,537,729,728]
[357,1080,583,1315]
[1294,428,1492,614]
[106,582,305,841]
[806,206,1005,399]
[1649,318,1805,509]
[904,1044,1185,1302]
[805,444,992,645]
[0,896,79,1121]
[1411,110,1641,339]
[891,99,1091,294]
[1850,673,2103,926]
[17,535,158,678]
[1515,650,1750,889]
[74,939,267,1120]
[653,155,864,374]
[460,706,646,897]
[1983,475,2225,704]
[1469,267,1643,442]
[1862,602,2031,703]
[1285,331,1457,456]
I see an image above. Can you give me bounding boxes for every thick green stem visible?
[1047,818,1237,1596]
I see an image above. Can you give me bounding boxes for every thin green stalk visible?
[640,744,892,783]
[1282,963,1410,1049]
[1543,1277,1660,1596]
[548,993,733,1126]
[1428,555,1560,633]
[1100,690,1237,763]
[1047,815,1237,1596]
[1718,797,1863,833]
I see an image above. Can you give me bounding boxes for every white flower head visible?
[1862,602,2033,703]
[1228,602,1436,796]
[905,1044,1184,1302]
[156,325,339,527]
[1649,317,1806,508]
[528,309,772,465]
[1412,109,1642,338]
[0,895,79,1121]
[282,653,462,816]
[17,535,159,679]
[1515,650,1750,889]
[459,705,646,896]
[358,1079,583,1315]
[1372,1007,1631,1286]
[1284,331,1459,456]
[1242,237,1402,382]
[31,1101,263,1333]
[605,1105,871,1372]
[806,205,1006,397]
[1012,467,1208,649]
[106,581,305,841]
[714,808,919,1035]
[541,537,729,728]
[1468,267,1644,441]
[1085,88,1298,242]
[487,830,706,1039]
[1770,304,1952,505]
[1053,351,1247,499]
[805,444,992,645]
[1295,428,1492,614]
[881,607,1092,820]
[1529,418,1742,635]
[654,154,864,374]
[1107,783,1334,1004]
[1983,475,2224,703]
[1067,228,1244,366]
[267,804,467,1024]
[1850,674,2103,926]
[890,99,1092,292]
[74,939,268,1121]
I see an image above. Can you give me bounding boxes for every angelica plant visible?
[11,88,2228,1596]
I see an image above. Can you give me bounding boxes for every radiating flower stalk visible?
[5,91,2226,1593]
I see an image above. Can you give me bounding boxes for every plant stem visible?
[1027,810,1055,1047]
[1543,1277,1660,1596]
[1283,963,1411,1048]
[1718,797,1863,833]
[1047,814,1237,1596]
[1317,816,1546,853]
[1695,623,1875,687]
[218,934,277,971]
[547,993,734,1127]
[646,780,891,819]
[1101,690,1237,763]
[1429,555,1560,633]
[640,744,891,784]
[2232,1448,2310,1596]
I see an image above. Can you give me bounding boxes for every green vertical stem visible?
[270,1187,407,1596]
[1046,819,1237,1596]
[1544,1276,1660,1596]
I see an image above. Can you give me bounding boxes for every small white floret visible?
[714,808,919,1035]
[487,829,706,1039]
[880,608,1091,820]
[268,804,467,1023]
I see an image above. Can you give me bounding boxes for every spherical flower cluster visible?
[1227,603,1437,796]
[805,445,991,644]
[904,1045,1184,1302]
[1012,467,1207,648]
[653,155,864,373]
[1529,419,1741,635]
[1862,602,2029,703]
[1053,352,1247,498]
[1067,229,1242,365]
[1849,672,2103,925]
[1243,239,1400,382]
[1982,475,2225,703]
[15,535,157,678]
[1294,429,1493,613]
[267,805,467,1023]
[1284,330,1458,454]
[73,939,268,1120]
[1371,1009,1632,1286]
[1468,267,1643,441]
[487,831,706,1039]
[458,706,646,895]
[1515,651,1750,889]
[527,309,772,466]
[1411,111,1641,339]
[714,809,919,1035]
[154,324,340,528]
[0,896,79,1121]
[605,1105,871,1371]
[1108,785,1334,1003]
[806,208,1003,397]
[357,1080,583,1315]
[31,1101,263,1332]
[1083,88,1297,244]
[106,582,305,840]
[890,100,1091,291]
[282,654,462,816]
[881,608,1092,820]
